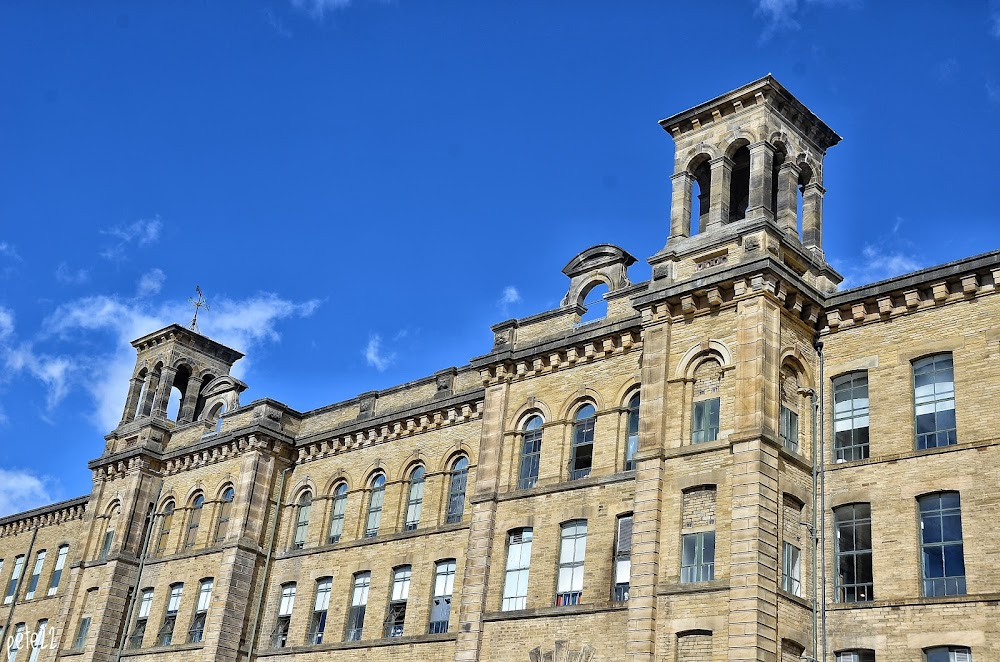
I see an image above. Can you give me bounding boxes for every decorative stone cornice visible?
[0,495,88,537]
[130,323,244,364]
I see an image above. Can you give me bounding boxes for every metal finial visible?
[188,286,209,332]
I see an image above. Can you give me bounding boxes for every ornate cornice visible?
[0,496,88,537]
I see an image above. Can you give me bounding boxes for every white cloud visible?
[55,262,90,285]
[100,216,163,262]
[0,242,21,261]
[4,344,73,410]
[0,469,57,518]
[837,244,923,289]
[497,285,521,317]
[136,268,166,297]
[987,80,1000,106]
[753,0,858,38]
[0,307,13,342]
[990,0,1000,38]
[364,334,395,371]
[291,0,353,18]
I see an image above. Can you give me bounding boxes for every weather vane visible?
[188,286,209,332]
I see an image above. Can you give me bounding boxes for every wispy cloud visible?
[136,268,166,297]
[987,80,1000,105]
[55,262,90,285]
[262,7,293,37]
[0,307,13,342]
[933,57,959,83]
[100,215,163,262]
[497,285,521,317]
[291,0,353,19]
[0,469,59,518]
[0,242,21,261]
[364,333,395,371]
[753,0,859,40]
[990,0,1000,38]
[0,241,23,278]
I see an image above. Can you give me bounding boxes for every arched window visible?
[214,487,235,543]
[728,144,750,222]
[446,457,469,524]
[690,157,711,234]
[185,495,204,548]
[570,404,596,480]
[156,501,175,555]
[404,466,425,531]
[293,491,312,550]
[364,474,386,538]
[578,282,609,323]
[99,504,120,561]
[625,394,639,471]
[518,416,543,489]
[327,483,348,544]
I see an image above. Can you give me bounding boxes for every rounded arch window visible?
[327,482,349,545]
[625,393,640,471]
[404,465,426,531]
[518,415,544,490]
[214,487,235,543]
[293,490,313,550]
[364,473,386,538]
[446,457,469,524]
[570,404,596,480]
[156,500,175,555]
[185,495,205,548]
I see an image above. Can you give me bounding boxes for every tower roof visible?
[130,323,245,364]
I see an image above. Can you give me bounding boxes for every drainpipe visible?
[810,388,819,662]
[114,483,162,662]
[815,340,828,661]
[245,465,290,662]
[1,527,38,650]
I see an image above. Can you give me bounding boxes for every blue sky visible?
[1,0,999,516]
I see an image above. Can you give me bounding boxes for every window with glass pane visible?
[835,503,874,602]
[914,354,957,449]
[72,618,90,650]
[26,621,45,662]
[834,372,870,461]
[345,572,370,642]
[556,520,587,606]
[186,496,204,548]
[570,405,596,480]
[405,467,425,531]
[7,623,24,662]
[188,579,212,643]
[920,492,966,597]
[129,589,153,649]
[384,566,411,637]
[680,531,715,583]
[502,529,533,611]
[925,647,972,662]
[447,457,469,523]
[328,483,348,543]
[836,650,876,662]
[271,583,295,648]
[156,502,174,555]
[46,546,67,597]
[5,556,24,604]
[614,515,633,601]
[293,492,312,549]
[429,560,456,633]
[309,578,331,644]
[215,487,234,542]
[24,550,45,600]
[158,584,183,646]
[365,475,385,538]
[692,398,720,443]
[780,406,799,452]
[518,416,543,489]
[782,542,802,596]
[625,395,639,471]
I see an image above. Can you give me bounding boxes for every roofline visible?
[0,495,89,528]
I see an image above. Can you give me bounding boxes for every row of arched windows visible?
[146,486,236,558]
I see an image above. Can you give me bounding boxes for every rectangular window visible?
[345,572,370,642]
[5,556,24,604]
[836,651,876,662]
[429,560,456,634]
[7,623,24,662]
[680,531,715,583]
[780,406,799,453]
[501,529,533,611]
[614,515,633,602]
[188,579,213,643]
[47,546,68,596]
[833,372,870,461]
[26,621,46,662]
[625,396,640,471]
[158,584,183,646]
[24,551,45,600]
[129,589,154,649]
[99,530,114,561]
[556,520,587,606]
[782,542,802,597]
[309,578,332,644]
[384,566,411,637]
[914,354,957,449]
[691,398,720,443]
[925,647,972,662]
[920,492,966,597]
[835,503,874,602]
[72,618,90,650]
[272,583,296,648]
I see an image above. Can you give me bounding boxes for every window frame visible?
[569,404,596,480]
[780,405,799,453]
[24,550,46,600]
[556,520,588,606]
[308,577,332,645]
[364,474,386,538]
[156,501,175,555]
[781,541,802,597]
[518,415,543,489]
[429,559,456,633]
[680,531,716,583]
[47,545,68,596]
[446,457,469,523]
[833,372,870,462]
[345,572,371,642]
[625,394,640,471]
[404,466,425,531]
[384,565,411,638]
[913,354,957,450]
[214,487,235,543]
[187,578,213,644]
[919,492,966,597]
[834,502,874,603]
[293,491,312,550]
[691,397,720,444]
[271,582,296,648]
[501,528,533,612]
[613,514,633,602]
[185,495,204,548]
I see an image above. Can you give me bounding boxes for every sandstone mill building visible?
[2,77,998,662]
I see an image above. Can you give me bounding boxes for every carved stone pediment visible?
[560,244,638,308]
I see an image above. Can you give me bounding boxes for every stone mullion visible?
[776,163,800,237]
[177,375,203,424]
[138,370,160,418]
[707,156,732,230]
[747,142,775,221]
[120,377,144,424]
[151,366,177,418]
[801,182,825,254]
[669,171,695,240]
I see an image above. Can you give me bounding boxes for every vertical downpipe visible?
[810,389,819,662]
[816,341,828,661]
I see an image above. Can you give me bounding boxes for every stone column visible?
[138,371,160,419]
[669,171,694,241]
[120,377,145,424]
[177,375,203,424]
[707,156,732,231]
[801,182,825,253]
[776,163,800,238]
[747,142,775,222]
[151,366,177,418]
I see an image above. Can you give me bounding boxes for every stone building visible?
[1,76,998,662]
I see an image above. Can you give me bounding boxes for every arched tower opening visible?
[728,143,751,223]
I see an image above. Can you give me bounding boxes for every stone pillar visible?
[707,156,732,231]
[151,366,177,418]
[669,171,694,240]
[177,375,203,424]
[120,377,144,424]
[138,371,159,419]
[747,142,775,221]
[801,182,825,253]
[453,381,509,662]
[776,163,800,238]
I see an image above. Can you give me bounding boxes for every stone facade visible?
[1,75,998,662]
